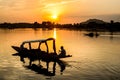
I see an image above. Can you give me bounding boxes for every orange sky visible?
[0,0,120,24]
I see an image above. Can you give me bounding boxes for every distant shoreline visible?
[0,19,120,32]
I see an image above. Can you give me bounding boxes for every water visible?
[0,28,120,80]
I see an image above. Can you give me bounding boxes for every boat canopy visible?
[20,38,56,53]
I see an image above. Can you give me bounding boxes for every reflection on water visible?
[53,28,57,39]
[0,28,120,80]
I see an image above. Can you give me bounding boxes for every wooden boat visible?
[12,38,72,58]
[12,38,72,70]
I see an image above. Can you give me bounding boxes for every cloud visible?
[39,0,80,10]
[0,0,26,11]
[0,0,80,11]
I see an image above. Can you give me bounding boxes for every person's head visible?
[61,46,64,49]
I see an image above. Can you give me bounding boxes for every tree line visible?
[0,19,120,32]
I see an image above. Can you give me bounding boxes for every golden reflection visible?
[53,28,57,39]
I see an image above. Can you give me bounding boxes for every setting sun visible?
[50,14,59,22]
[51,15,58,20]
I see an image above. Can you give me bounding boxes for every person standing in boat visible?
[59,46,66,57]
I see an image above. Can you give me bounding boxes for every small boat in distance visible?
[84,32,99,37]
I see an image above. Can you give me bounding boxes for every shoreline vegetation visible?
[0,19,120,32]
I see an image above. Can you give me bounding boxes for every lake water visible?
[0,28,120,80]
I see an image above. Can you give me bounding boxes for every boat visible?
[12,38,72,72]
[84,32,99,37]
[12,38,72,67]
[12,38,72,58]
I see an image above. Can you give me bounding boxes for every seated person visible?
[59,46,66,57]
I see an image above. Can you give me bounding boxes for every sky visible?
[0,0,120,24]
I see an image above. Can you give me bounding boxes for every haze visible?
[0,0,120,23]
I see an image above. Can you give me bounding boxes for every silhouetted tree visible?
[33,22,40,28]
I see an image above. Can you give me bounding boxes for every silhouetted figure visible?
[59,46,66,57]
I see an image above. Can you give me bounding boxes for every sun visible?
[51,15,58,20]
